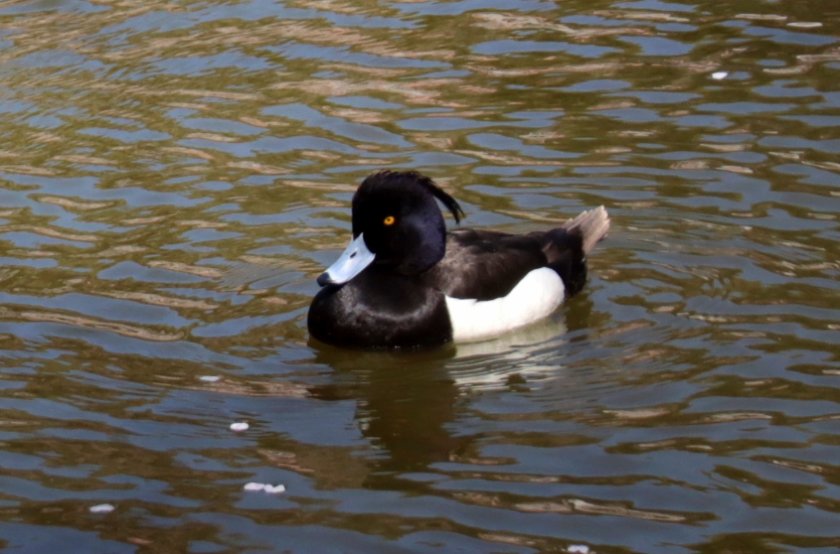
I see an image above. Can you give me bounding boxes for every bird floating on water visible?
[308,170,609,349]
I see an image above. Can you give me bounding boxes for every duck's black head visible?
[317,170,464,286]
[353,170,464,274]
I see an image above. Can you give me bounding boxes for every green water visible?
[1,1,838,552]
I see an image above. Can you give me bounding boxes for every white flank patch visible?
[445,267,565,342]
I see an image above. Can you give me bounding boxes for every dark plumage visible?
[308,170,609,349]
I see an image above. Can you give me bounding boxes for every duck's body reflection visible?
[307,315,575,479]
[310,348,464,474]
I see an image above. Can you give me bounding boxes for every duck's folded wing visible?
[423,229,548,300]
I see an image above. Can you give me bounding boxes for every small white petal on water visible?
[711,71,728,80]
[263,484,286,494]
[243,482,286,494]
[230,422,249,432]
[199,375,221,382]
[89,503,115,514]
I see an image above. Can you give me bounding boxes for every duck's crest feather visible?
[375,170,465,224]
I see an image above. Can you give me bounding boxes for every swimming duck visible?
[308,170,609,349]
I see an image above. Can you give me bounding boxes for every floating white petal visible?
[230,422,249,432]
[711,71,728,80]
[243,482,286,494]
[89,503,115,514]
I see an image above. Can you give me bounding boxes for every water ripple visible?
[0,0,838,552]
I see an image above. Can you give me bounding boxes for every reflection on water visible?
[1,0,838,551]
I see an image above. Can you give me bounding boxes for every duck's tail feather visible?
[561,205,610,256]
[539,206,609,297]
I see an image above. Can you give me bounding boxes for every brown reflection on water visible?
[0,0,838,552]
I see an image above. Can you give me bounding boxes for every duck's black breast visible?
[421,229,549,301]
[308,266,453,349]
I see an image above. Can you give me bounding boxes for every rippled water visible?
[1,0,838,552]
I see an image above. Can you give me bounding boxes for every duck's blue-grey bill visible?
[316,233,375,286]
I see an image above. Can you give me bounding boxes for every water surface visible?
[1,1,838,552]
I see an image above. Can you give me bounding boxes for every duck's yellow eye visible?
[383,215,396,226]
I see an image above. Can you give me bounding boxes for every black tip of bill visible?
[316,272,335,287]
